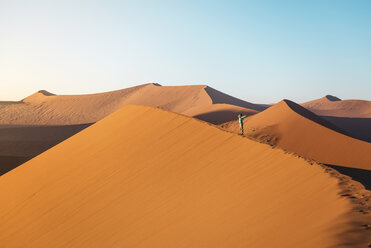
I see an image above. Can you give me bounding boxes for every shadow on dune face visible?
[325,164,371,190]
[193,110,256,125]
[283,99,350,136]
[324,95,341,101]
[0,156,32,176]
[323,116,371,143]
[204,87,267,111]
[0,123,92,176]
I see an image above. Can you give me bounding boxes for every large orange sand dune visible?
[0,105,369,247]
[0,84,263,174]
[0,83,263,125]
[221,99,371,171]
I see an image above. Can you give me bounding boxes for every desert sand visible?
[0,84,262,174]
[221,99,371,171]
[0,83,263,125]
[0,105,369,248]
[302,95,371,143]
[302,95,371,118]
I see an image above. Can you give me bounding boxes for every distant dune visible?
[1,83,263,125]
[0,105,368,247]
[221,99,371,171]
[302,95,371,118]
[302,96,371,143]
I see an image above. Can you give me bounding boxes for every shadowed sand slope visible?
[204,86,266,111]
[0,105,369,248]
[302,96,371,142]
[322,116,371,143]
[0,156,31,176]
[302,95,371,118]
[0,124,91,176]
[182,103,258,124]
[0,84,263,125]
[221,100,371,170]
[0,124,91,157]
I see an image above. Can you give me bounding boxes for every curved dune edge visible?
[0,105,369,247]
[220,100,371,170]
[182,103,258,124]
[302,96,371,118]
[0,83,262,176]
[0,83,263,126]
[302,96,371,142]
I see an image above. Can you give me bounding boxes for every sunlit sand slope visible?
[0,83,263,174]
[0,84,263,125]
[0,106,367,247]
[221,100,371,170]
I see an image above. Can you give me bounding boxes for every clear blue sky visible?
[1,0,370,103]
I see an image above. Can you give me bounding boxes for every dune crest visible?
[0,105,369,247]
[0,84,264,175]
[22,90,56,103]
[324,95,342,101]
[221,100,371,171]
[302,96,371,143]
[182,103,258,124]
[302,96,371,118]
[0,84,262,125]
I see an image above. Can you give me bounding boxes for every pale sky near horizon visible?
[1,0,370,103]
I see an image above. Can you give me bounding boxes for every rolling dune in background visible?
[302,96,371,143]
[0,83,263,125]
[302,95,371,118]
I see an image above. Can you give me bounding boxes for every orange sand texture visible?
[221,99,371,170]
[0,85,370,247]
[0,106,369,247]
[0,83,263,125]
[0,84,262,174]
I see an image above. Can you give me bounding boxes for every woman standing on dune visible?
[238,113,247,135]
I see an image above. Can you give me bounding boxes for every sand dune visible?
[0,105,369,247]
[302,96,371,142]
[0,84,263,175]
[221,100,371,171]
[182,103,258,124]
[1,84,263,125]
[321,116,371,143]
[302,95,371,118]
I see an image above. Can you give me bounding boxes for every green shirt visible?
[238,115,246,124]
